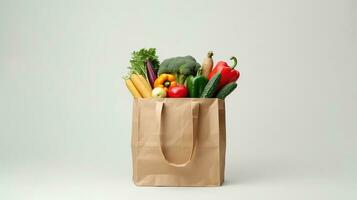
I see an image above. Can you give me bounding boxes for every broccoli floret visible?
[158,58,172,74]
[158,55,201,84]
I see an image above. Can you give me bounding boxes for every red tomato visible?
[167,85,188,98]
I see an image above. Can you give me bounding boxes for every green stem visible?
[230,56,238,69]
[178,74,186,84]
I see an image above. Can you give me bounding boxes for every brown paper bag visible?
[131,98,226,186]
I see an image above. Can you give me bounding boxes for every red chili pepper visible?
[208,56,240,90]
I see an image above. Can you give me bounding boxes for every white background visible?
[1,0,356,199]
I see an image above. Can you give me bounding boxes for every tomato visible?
[167,85,188,98]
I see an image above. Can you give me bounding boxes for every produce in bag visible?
[124,48,240,99]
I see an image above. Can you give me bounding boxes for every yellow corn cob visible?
[130,74,152,98]
[125,79,142,98]
[137,74,152,91]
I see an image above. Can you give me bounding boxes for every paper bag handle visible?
[155,101,199,167]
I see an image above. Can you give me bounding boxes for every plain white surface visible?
[1,0,356,199]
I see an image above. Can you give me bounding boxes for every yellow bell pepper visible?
[154,74,177,91]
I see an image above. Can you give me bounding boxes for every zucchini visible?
[216,82,237,100]
[200,73,221,98]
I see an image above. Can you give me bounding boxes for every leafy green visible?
[128,48,160,80]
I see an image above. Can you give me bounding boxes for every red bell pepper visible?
[208,56,240,90]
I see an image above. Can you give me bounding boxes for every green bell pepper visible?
[187,68,209,98]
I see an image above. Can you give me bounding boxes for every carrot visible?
[130,74,152,98]
[125,79,142,98]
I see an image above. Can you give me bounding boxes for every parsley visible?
[128,48,160,80]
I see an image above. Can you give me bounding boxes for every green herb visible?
[128,48,160,80]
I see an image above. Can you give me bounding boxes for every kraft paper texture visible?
[131,98,226,186]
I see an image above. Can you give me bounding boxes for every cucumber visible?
[216,82,237,100]
[200,73,221,98]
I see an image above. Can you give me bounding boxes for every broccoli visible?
[158,56,201,84]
